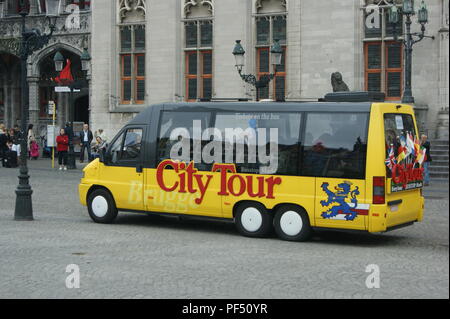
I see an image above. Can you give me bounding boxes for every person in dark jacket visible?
[79,123,93,163]
[0,124,8,162]
[64,122,74,143]
[421,134,432,186]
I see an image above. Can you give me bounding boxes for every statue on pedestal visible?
[331,72,350,92]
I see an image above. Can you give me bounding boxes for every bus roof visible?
[129,101,373,125]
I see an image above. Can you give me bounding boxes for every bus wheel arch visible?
[87,185,118,224]
[233,201,273,238]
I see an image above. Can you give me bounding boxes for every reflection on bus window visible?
[109,128,143,163]
[384,114,417,177]
[157,111,211,170]
[110,132,124,164]
[301,113,369,179]
[122,129,143,160]
[215,112,302,175]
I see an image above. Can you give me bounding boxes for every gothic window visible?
[255,0,287,101]
[119,0,146,105]
[4,0,24,15]
[66,1,91,10]
[183,1,214,102]
[363,0,403,100]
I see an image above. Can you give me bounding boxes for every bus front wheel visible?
[234,202,273,238]
[87,188,118,224]
[274,205,312,242]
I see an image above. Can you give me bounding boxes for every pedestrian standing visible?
[27,124,36,159]
[56,128,69,171]
[0,124,9,164]
[8,128,17,144]
[79,123,93,163]
[421,134,432,186]
[29,137,40,160]
[64,122,74,144]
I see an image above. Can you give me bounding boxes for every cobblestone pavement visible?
[0,159,448,299]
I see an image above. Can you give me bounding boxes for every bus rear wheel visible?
[235,202,273,238]
[87,188,118,224]
[274,205,312,242]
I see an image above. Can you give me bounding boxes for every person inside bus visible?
[303,139,328,176]
[123,132,142,159]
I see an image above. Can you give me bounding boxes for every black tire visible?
[273,205,312,242]
[87,188,118,224]
[234,202,273,238]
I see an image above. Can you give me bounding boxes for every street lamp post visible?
[233,39,283,101]
[14,0,61,221]
[388,0,434,104]
[53,47,91,169]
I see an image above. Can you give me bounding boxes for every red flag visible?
[53,59,74,85]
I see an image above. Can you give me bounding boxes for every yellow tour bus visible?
[79,95,425,241]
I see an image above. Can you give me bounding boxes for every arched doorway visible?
[35,48,89,130]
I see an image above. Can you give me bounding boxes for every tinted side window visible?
[157,111,211,170]
[301,113,369,179]
[122,129,143,160]
[110,131,124,164]
[109,128,143,164]
[384,114,417,147]
[215,112,302,175]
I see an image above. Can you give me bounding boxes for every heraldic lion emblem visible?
[320,182,360,221]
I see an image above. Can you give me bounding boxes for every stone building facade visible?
[3,0,449,141]
[0,0,91,138]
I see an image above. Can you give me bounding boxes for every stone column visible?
[286,0,301,100]
[28,77,40,128]
[11,86,16,126]
[86,76,92,127]
[64,93,70,124]
[57,92,64,128]
[3,75,9,127]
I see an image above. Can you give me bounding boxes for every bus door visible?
[101,127,145,211]
[302,113,370,230]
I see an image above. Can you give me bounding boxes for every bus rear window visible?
[384,113,417,177]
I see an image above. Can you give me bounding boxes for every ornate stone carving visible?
[365,0,402,6]
[0,11,91,39]
[119,0,146,21]
[184,0,214,17]
[256,0,287,13]
[0,11,90,63]
[0,38,21,56]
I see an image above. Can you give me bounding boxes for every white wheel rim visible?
[280,211,303,236]
[91,196,108,218]
[241,207,263,232]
